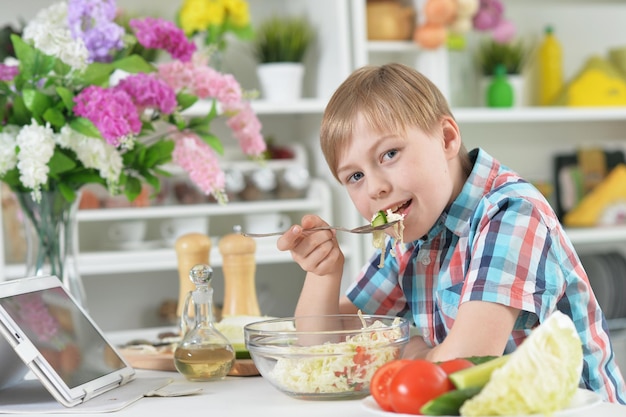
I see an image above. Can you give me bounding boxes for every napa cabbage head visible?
[460,311,583,416]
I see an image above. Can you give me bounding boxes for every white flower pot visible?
[257,63,305,102]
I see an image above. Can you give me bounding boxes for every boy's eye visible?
[347,171,364,184]
[383,149,398,161]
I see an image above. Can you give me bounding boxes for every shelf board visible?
[77,179,327,222]
[367,41,420,53]
[186,98,626,123]
[565,226,626,245]
[454,107,626,123]
[4,244,353,278]
[185,98,327,116]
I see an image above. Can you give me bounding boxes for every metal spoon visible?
[242,219,401,238]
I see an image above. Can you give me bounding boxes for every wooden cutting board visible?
[119,347,259,377]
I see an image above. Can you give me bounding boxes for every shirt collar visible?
[437,148,500,238]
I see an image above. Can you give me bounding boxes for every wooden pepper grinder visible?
[175,233,212,320]
[218,226,261,317]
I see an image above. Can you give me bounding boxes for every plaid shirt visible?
[347,148,626,403]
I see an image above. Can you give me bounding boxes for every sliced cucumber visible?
[464,355,498,365]
[420,387,482,416]
[235,350,251,360]
[448,355,510,390]
[371,211,387,227]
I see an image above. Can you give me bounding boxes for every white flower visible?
[57,126,122,191]
[0,128,18,176]
[22,1,89,71]
[16,121,56,201]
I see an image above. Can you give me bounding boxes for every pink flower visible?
[116,73,177,114]
[172,132,225,199]
[157,52,265,159]
[73,86,142,146]
[130,17,196,62]
[225,102,266,156]
[0,64,19,82]
[491,19,516,43]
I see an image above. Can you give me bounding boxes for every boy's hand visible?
[277,214,344,276]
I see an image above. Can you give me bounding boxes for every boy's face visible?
[335,113,463,242]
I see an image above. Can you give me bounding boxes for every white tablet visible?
[0,275,135,407]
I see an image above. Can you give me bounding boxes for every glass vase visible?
[16,190,87,308]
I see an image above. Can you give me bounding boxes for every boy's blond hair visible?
[320,63,465,181]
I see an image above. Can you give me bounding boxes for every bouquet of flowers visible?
[0,0,266,205]
[177,0,254,51]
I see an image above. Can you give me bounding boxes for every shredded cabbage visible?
[460,311,583,416]
[371,210,405,268]
[269,316,404,394]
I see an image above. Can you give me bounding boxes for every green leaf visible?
[0,168,21,188]
[10,95,31,125]
[22,89,52,118]
[176,92,198,110]
[80,62,114,86]
[124,176,143,202]
[113,54,155,74]
[11,34,56,79]
[56,86,75,111]
[197,132,224,154]
[53,58,71,77]
[143,140,174,168]
[48,149,77,176]
[58,183,76,203]
[69,117,102,138]
[43,108,66,128]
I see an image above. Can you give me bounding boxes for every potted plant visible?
[476,38,529,107]
[253,15,315,102]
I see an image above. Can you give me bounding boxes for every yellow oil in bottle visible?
[174,345,235,381]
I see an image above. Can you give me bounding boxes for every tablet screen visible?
[0,287,126,389]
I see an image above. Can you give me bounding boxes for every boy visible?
[277,63,626,403]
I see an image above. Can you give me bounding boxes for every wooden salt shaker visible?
[174,233,212,319]
[218,227,261,317]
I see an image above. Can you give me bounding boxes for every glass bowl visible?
[244,314,410,400]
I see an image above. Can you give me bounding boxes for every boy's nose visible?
[368,175,391,198]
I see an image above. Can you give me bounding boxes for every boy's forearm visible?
[294,269,344,317]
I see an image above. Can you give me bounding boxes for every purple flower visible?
[130,17,196,62]
[116,73,177,115]
[74,85,142,146]
[67,0,125,62]
[0,64,19,82]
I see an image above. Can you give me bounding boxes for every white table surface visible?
[6,369,626,417]
[5,327,626,416]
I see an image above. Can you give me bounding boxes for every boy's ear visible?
[441,116,462,156]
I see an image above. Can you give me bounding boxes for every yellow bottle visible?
[538,25,563,106]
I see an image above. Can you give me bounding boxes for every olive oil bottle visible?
[174,264,235,381]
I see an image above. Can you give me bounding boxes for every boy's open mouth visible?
[388,200,411,215]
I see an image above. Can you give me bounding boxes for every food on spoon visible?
[371,209,405,268]
[459,311,583,416]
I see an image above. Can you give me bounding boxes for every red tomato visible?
[389,359,451,415]
[438,358,475,375]
[438,358,475,390]
[370,359,412,412]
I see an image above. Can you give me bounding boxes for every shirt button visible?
[421,256,431,265]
